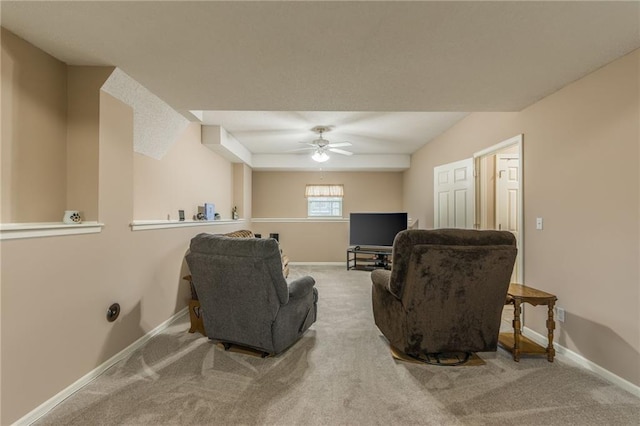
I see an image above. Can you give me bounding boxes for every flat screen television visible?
[349,212,408,248]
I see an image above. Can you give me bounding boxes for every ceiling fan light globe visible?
[312,151,330,162]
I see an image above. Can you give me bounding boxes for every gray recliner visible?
[372,229,517,364]
[186,233,318,356]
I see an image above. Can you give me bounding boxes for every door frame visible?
[474,134,524,283]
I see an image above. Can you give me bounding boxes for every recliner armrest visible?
[371,269,393,295]
[288,276,316,299]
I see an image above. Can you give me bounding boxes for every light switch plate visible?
[536,217,543,230]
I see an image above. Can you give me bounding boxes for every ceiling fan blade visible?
[329,148,353,156]
[285,147,314,152]
[327,142,352,148]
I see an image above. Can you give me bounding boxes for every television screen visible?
[349,212,408,248]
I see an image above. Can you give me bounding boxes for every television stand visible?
[346,247,392,271]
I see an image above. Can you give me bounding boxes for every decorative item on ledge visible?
[204,203,215,221]
[196,203,216,221]
[62,210,82,224]
[232,206,239,220]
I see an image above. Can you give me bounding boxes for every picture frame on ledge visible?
[204,203,215,221]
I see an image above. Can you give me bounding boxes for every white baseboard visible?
[289,262,344,266]
[523,326,640,398]
[14,307,188,426]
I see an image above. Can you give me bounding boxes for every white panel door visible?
[434,158,474,229]
[496,153,520,235]
[496,153,520,280]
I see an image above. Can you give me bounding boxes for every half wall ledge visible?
[0,222,104,240]
[130,219,246,231]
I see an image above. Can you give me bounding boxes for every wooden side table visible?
[183,275,206,336]
[499,283,557,362]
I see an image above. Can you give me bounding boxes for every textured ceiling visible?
[199,111,468,155]
[2,1,639,168]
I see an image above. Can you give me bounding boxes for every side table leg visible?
[188,299,206,336]
[546,301,556,362]
[512,300,522,362]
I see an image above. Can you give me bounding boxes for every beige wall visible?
[405,50,640,387]
[0,33,243,423]
[252,220,350,262]
[252,171,403,261]
[67,66,114,222]
[253,171,403,218]
[0,29,114,223]
[233,163,252,220]
[133,122,232,221]
[1,28,67,222]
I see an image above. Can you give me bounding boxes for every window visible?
[305,184,344,217]
[307,197,342,217]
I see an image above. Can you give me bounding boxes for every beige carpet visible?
[35,266,640,425]
[389,345,486,366]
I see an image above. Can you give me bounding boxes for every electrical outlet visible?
[555,307,565,323]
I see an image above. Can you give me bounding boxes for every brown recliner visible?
[371,229,517,364]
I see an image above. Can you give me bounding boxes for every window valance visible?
[305,184,344,198]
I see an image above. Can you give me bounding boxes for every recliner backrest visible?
[400,242,517,353]
[188,233,289,303]
[186,234,289,349]
[389,229,517,298]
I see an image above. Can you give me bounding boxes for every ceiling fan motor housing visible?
[314,138,329,147]
[311,125,332,134]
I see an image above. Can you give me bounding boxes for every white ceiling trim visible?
[201,124,412,171]
[251,154,410,172]
[202,126,253,165]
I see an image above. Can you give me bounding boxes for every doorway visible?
[474,135,523,283]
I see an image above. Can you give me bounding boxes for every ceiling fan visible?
[295,126,353,162]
